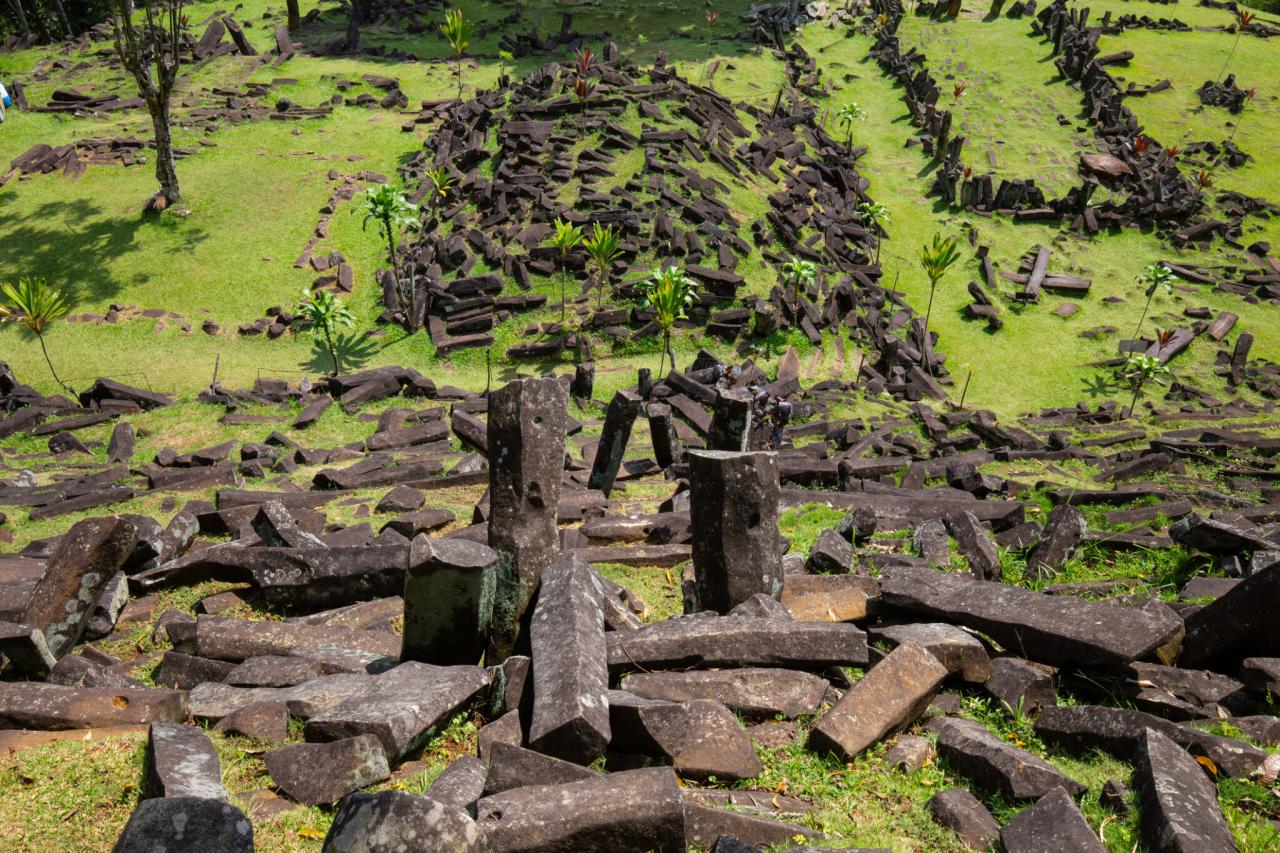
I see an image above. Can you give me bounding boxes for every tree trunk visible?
[344,0,362,51]
[7,0,31,35]
[148,97,181,202]
[25,0,50,41]
[287,0,300,30]
[46,0,70,37]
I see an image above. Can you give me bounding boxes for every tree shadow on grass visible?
[0,192,210,307]
[298,330,381,375]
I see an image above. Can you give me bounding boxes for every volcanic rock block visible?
[607,616,867,673]
[929,717,1085,800]
[487,377,567,661]
[1135,727,1238,853]
[707,388,753,451]
[683,801,821,849]
[809,643,947,760]
[0,620,57,676]
[195,615,400,662]
[587,390,642,497]
[1170,513,1276,555]
[689,450,783,614]
[983,657,1057,712]
[112,797,253,853]
[944,511,1001,580]
[426,755,487,811]
[780,575,872,622]
[610,696,762,780]
[1240,657,1280,696]
[224,655,326,688]
[153,650,237,690]
[483,741,600,795]
[252,501,326,549]
[402,537,497,666]
[647,403,684,469]
[21,516,138,658]
[322,790,483,852]
[619,668,827,718]
[806,528,853,574]
[305,662,492,761]
[107,421,135,462]
[1180,561,1280,669]
[1000,787,1104,853]
[145,722,227,800]
[878,566,1181,667]
[927,788,999,850]
[1035,705,1266,778]
[376,485,424,514]
[870,623,992,683]
[475,766,686,852]
[885,735,935,772]
[214,702,289,743]
[264,735,390,806]
[528,552,610,764]
[1026,504,1087,580]
[0,682,188,729]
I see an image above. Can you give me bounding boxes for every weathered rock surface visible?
[1134,727,1239,853]
[264,735,391,805]
[929,716,1085,800]
[321,791,483,852]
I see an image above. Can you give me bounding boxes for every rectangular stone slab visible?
[475,766,685,852]
[619,668,827,719]
[606,616,867,674]
[1135,727,1239,853]
[146,722,227,800]
[809,642,947,760]
[929,716,1086,801]
[877,566,1181,667]
[195,615,400,662]
[0,683,188,730]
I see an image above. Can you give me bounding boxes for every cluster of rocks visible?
[4,358,1280,849]
[1197,73,1252,113]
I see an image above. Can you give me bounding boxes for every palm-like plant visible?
[0,277,74,394]
[583,223,623,310]
[545,218,585,323]
[360,184,420,325]
[702,8,719,85]
[297,287,355,376]
[1122,349,1171,419]
[425,167,457,209]
[1133,262,1174,338]
[918,233,962,356]
[439,8,472,102]
[1218,9,1254,82]
[644,266,698,376]
[836,103,867,153]
[780,258,817,308]
[857,201,891,264]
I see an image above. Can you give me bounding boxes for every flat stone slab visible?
[322,791,483,852]
[483,741,600,795]
[878,566,1181,667]
[928,788,999,850]
[609,695,762,781]
[620,668,827,718]
[870,622,992,683]
[1180,561,1280,669]
[1000,787,1104,853]
[475,766,685,852]
[1135,727,1238,853]
[0,682,188,730]
[809,642,947,760]
[264,734,390,805]
[195,615,400,662]
[606,616,867,674]
[929,716,1085,800]
[426,755,486,812]
[780,574,873,622]
[112,796,254,853]
[146,722,226,800]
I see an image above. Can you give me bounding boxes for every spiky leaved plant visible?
[918,232,962,364]
[780,257,817,306]
[1122,347,1172,419]
[1133,262,1174,338]
[836,102,867,153]
[0,277,74,394]
[360,184,420,327]
[857,201,890,264]
[439,8,472,102]
[583,222,623,311]
[297,287,355,376]
[644,266,698,377]
[545,218,584,323]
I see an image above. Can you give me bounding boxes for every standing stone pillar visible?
[487,377,567,662]
[688,450,783,613]
[587,390,641,497]
[402,536,498,666]
[708,388,753,451]
[647,403,683,470]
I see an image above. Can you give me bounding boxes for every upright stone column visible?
[587,390,641,497]
[688,450,783,614]
[646,403,683,470]
[402,536,498,666]
[487,377,567,662]
[707,388,753,451]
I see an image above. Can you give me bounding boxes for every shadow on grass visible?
[299,330,380,375]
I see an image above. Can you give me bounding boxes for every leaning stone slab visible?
[188,673,378,721]
[305,662,492,761]
[1026,504,1087,580]
[870,623,992,683]
[1180,561,1280,669]
[1000,787,1104,853]
[927,788,999,850]
[322,790,483,853]
[620,668,827,718]
[928,717,1085,800]
[483,741,600,795]
[689,450,783,613]
[878,566,1181,667]
[426,755,487,811]
[264,734,390,805]
[401,537,497,666]
[145,722,226,800]
[1035,705,1266,778]
[587,390,642,497]
[1135,727,1238,853]
[607,616,867,674]
[112,796,253,853]
[610,695,762,780]
[0,620,57,676]
[475,766,685,852]
[528,552,610,764]
[0,682,187,730]
[809,642,947,760]
[21,516,138,658]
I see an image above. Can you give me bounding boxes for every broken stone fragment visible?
[401,536,497,666]
[145,722,227,800]
[929,716,1085,800]
[999,787,1104,853]
[606,616,867,673]
[620,668,827,719]
[322,790,483,852]
[112,796,254,853]
[1134,727,1239,853]
[869,622,992,683]
[264,734,390,805]
[927,788,999,850]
